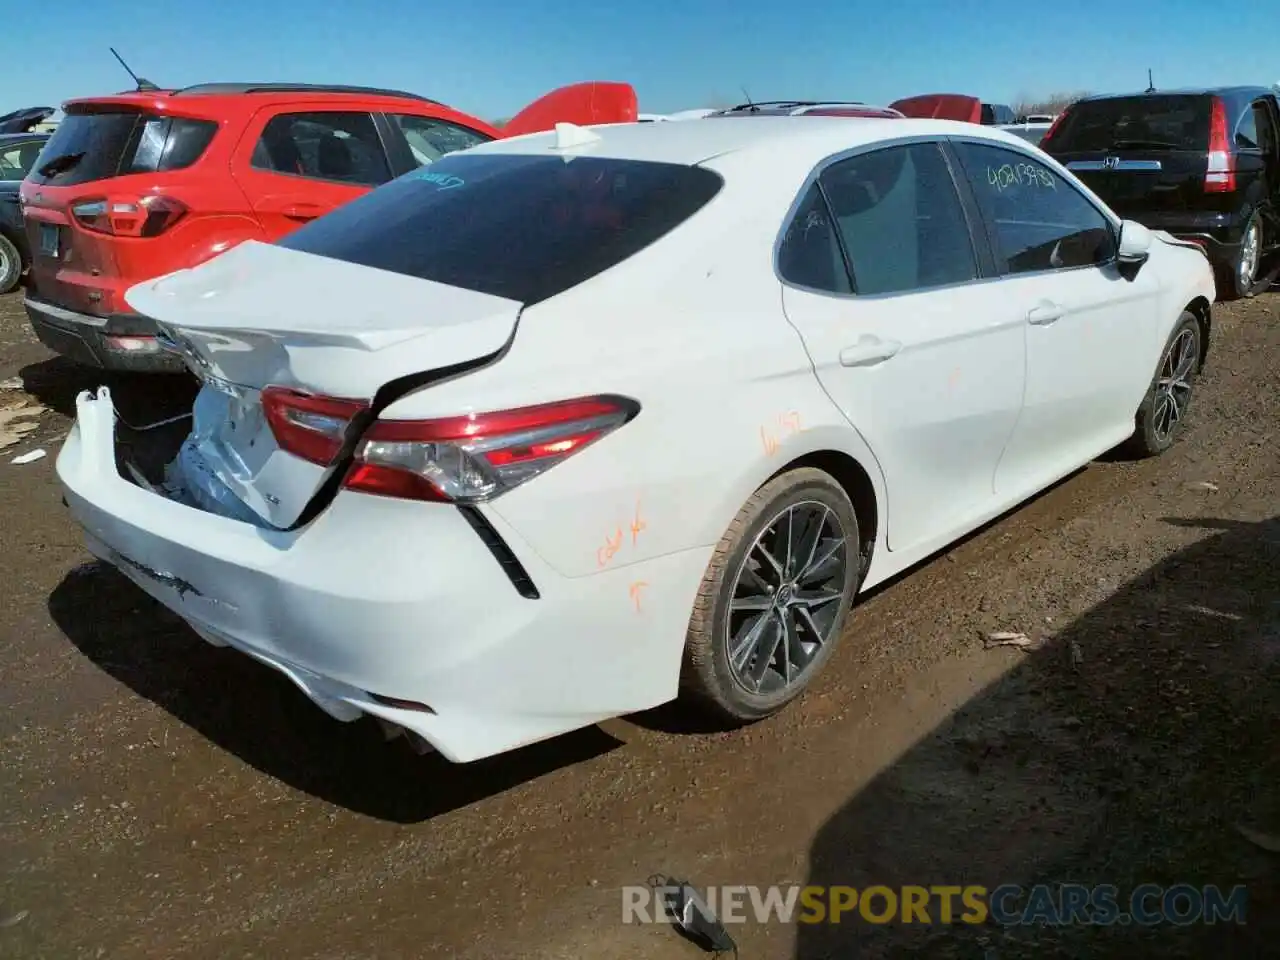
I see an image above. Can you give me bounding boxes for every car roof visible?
[63,83,440,116]
[709,102,904,119]
[1077,86,1273,103]
[466,115,1036,167]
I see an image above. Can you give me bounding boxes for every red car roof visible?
[62,81,639,142]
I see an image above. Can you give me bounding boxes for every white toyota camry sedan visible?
[56,117,1216,762]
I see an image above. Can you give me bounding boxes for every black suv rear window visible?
[276,153,724,305]
[26,108,218,186]
[1046,95,1211,152]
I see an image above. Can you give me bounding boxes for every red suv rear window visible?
[26,107,218,187]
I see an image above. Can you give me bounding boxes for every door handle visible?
[1027,302,1065,325]
[839,337,902,367]
[281,202,326,221]
[258,200,328,221]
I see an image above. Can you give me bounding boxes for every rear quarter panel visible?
[375,173,888,582]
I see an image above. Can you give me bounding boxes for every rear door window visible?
[777,183,851,293]
[1047,96,1211,152]
[251,111,391,186]
[1249,99,1279,157]
[276,153,723,304]
[389,114,491,166]
[817,143,978,295]
[955,141,1116,274]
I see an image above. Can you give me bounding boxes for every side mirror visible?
[1117,219,1153,264]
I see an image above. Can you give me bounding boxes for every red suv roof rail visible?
[169,82,441,104]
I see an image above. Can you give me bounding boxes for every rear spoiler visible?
[501,82,637,137]
[0,106,54,133]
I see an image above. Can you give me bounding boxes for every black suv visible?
[0,107,53,293]
[1041,86,1280,299]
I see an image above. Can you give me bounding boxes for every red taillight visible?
[343,395,639,503]
[262,387,368,467]
[71,194,188,237]
[1205,97,1236,193]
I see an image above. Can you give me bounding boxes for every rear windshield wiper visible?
[36,151,85,178]
[1108,138,1181,149]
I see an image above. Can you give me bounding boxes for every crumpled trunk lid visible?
[122,241,522,529]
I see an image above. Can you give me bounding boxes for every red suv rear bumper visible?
[24,294,187,374]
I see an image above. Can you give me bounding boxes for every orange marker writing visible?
[630,500,646,545]
[629,580,649,613]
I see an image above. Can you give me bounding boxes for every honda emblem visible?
[1102,156,1120,170]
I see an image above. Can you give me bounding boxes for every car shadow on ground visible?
[47,564,623,824]
[19,356,197,423]
[795,515,1280,959]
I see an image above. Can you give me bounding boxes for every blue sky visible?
[2,0,1274,121]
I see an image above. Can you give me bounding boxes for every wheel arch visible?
[764,448,880,576]
[0,219,26,259]
[0,223,25,291]
[1184,295,1212,370]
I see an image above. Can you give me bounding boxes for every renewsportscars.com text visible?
[623,883,1248,926]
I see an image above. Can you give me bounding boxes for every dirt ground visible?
[0,286,1277,960]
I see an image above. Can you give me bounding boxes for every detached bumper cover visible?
[56,387,706,761]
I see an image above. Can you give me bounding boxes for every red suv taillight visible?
[1205,96,1236,193]
[343,395,639,503]
[71,194,188,237]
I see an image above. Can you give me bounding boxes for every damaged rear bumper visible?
[55,387,705,762]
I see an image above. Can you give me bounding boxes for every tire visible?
[1122,311,1202,459]
[1216,209,1262,301]
[681,467,862,724]
[0,233,21,295]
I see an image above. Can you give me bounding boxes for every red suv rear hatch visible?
[21,100,220,318]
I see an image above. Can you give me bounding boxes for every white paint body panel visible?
[57,117,1217,761]
[781,281,1027,554]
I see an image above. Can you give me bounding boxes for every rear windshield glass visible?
[1047,96,1211,152]
[276,153,725,305]
[26,109,218,186]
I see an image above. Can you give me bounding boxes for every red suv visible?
[20,81,635,372]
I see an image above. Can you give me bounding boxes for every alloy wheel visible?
[1152,327,1197,444]
[725,500,849,696]
[1239,220,1261,291]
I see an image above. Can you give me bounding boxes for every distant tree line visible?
[1010,91,1092,117]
